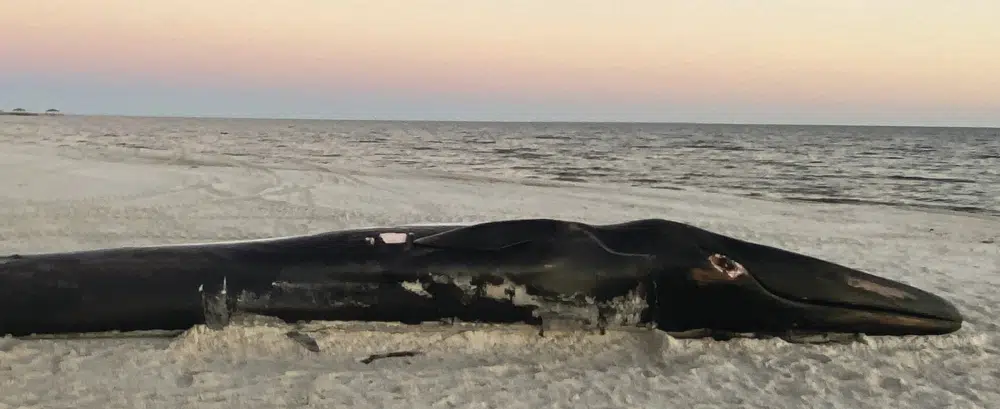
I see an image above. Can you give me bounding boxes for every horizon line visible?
[13,112,999,130]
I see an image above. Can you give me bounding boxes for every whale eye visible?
[708,254,747,279]
[689,253,749,285]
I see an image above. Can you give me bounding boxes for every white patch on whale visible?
[401,281,432,298]
[438,275,648,328]
[379,232,409,244]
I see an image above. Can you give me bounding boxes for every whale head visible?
[648,223,963,336]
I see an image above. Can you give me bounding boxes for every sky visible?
[1,0,998,126]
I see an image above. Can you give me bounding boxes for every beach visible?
[0,124,998,408]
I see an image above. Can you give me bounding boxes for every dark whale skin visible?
[0,219,963,338]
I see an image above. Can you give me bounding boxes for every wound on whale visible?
[0,218,963,340]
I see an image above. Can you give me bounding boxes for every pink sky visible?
[2,0,998,124]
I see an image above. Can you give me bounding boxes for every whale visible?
[0,218,963,340]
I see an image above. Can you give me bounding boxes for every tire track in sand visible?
[54,145,363,242]
[0,146,212,244]
[2,142,442,247]
[1,145,274,244]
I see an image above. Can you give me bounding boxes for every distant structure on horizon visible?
[0,107,65,116]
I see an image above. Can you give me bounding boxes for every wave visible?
[777,195,999,217]
[884,175,978,184]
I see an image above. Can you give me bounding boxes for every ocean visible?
[3,115,998,217]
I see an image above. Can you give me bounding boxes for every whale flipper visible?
[413,219,655,272]
[413,220,656,297]
[414,219,651,257]
[413,219,567,251]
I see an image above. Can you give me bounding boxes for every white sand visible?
[0,142,997,409]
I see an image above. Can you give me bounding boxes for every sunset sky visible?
[1,0,998,126]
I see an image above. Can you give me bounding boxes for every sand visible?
[0,142,997,409]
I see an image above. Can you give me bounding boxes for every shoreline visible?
[0,132,995,221]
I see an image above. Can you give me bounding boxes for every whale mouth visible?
[703,248,963,336]
[752,277,964,335]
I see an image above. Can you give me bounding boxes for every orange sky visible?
[1,0,998,124]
